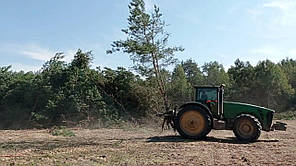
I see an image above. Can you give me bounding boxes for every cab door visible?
[195,87,219,119]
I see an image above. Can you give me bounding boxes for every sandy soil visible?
[0,120,295,166]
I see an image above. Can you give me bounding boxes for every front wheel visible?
[233,114,262,142]
[175,105,212,139]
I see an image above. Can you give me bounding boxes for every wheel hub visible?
[242,124,251,133]
[238,120,255,137]
[180,110,205,136]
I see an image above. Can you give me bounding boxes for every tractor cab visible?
[195,85,224,119]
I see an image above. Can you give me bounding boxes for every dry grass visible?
[0,121,295,165]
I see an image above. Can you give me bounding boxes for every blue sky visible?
[1,0,296,72]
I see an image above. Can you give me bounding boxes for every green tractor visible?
[162,85,286,142]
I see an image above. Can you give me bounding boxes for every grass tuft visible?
[49,126,75,137]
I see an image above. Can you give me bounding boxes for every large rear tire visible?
[176,105,212,139]
[233,114,262,142]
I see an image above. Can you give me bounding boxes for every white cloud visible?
[263,0,295,11]
[0,42,132,72]
[248,46,296,65]
[0,42,80,63]
[247,0,296,39]
[0,43,56,62]
[63,49,76,63]
[250,46,282,57]
[9,63,41,72]
[248,0,296,28]
[19,44,55,61]
[263,0,296,27]
[0,43,80,72]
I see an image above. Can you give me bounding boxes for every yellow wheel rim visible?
[180,110,205,136]
[237,119,255,138]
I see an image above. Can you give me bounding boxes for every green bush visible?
[274,111,296,120]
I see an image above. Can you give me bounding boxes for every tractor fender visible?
[178,102,214,127]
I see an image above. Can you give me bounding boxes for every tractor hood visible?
[223,101,275,131]
[223,101,275,113]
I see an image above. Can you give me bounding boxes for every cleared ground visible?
[0,120,295,166]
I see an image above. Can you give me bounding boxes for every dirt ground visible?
[0,120,295,166]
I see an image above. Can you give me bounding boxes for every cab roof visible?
[194,85,220,89]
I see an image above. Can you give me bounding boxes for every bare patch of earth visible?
[0,120,295,165]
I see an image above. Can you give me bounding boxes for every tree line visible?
[0,51,295,129]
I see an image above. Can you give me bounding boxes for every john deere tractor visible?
[162,85,286,142]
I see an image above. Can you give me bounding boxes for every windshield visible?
[196,88,218,101]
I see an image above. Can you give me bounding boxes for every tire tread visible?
[233,114,262,142]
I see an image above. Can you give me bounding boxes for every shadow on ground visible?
[147,135,279,144]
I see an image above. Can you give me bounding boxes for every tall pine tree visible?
[107,0,183,112]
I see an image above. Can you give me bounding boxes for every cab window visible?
[196,88,218,101]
